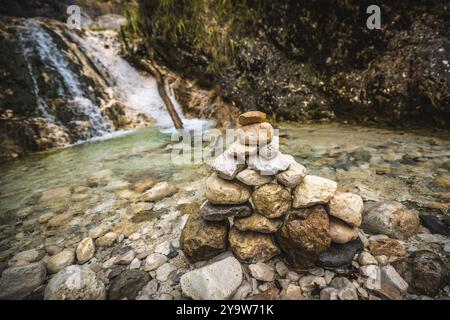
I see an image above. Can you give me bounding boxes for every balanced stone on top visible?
[237,122,273,146]
[292,175,337,208]
[212,152,245,180]
[238,111,267,126]
[205,173,251,205]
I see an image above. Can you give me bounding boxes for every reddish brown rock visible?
[369,238,406,257]
[275,205,331,270]
[229,227,280,263]
[180,203,229,262]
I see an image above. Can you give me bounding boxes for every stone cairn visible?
[180,111,364,272]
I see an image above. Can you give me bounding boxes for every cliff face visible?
[127,0,450,128]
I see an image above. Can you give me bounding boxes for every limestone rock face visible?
[237,122,273,145]
[238,111,267,125]
[205,173,251,205]
[329,217,358,244]
[212,152,245,180]
[0,262,47,300]
[236,169,273,186]
[180,204,229,262]
[292,175,337,208]
[181,256,243,300]
[234,213,282,234]
[275,205,331,270]
[252,183,291,219]
[229,227,280,263]
[275,161,307,188]
[362,201,420,239]
[248,153,293,175]
[329,192,363,227]
[44,265,106,300]
[200,201,253,221]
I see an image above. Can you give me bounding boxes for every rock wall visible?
[128,0,450,128]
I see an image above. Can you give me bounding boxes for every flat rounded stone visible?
[46,249,75,274]
[200,200,253,221]
[205,173,251,205]
[248,153,293,176]
[362,201,420,239]
[229,227,280,263]
[275,161,307,188]
[329,217,358,244]
[252,183,291,218]
[141,182,178,202]
[237,122,273,146]
[212,152,245,180]
[76,237,95,264]
[329,192,363,227]
[234,213,282,234]
[181,256,243,300]
[236,169,273,186]
[292,175,337,208]
[238,111,267,125]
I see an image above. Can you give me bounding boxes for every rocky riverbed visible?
[0,122,449,300]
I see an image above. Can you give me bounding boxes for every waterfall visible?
[17,19,112,137]
[15,18,213,147]
[74,29,214,132]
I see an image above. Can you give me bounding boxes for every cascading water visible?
[72,29,214,133]
[17,19,112,138]
[15,18,212,147]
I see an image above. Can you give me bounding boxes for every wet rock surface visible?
[0,118,449,300]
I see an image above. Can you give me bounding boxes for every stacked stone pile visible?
[180,111,366,271]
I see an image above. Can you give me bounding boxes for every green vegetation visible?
[121,0,261,75]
